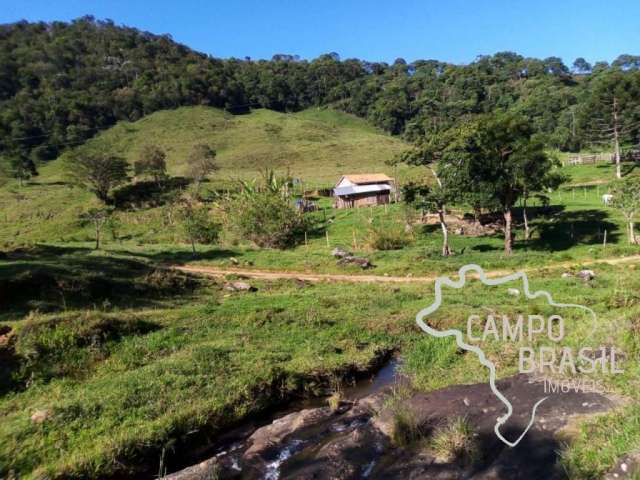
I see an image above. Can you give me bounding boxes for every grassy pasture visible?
[1,106,640,478]
[1,245,639,478]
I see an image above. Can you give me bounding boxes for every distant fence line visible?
[564,153,614,166]
[564,150,640,166]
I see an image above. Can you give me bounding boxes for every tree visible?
[134,145,167,184]
[79,207,113,249]
[186,144,217,192]
[441,112,556,255]
[178,199,220,255]
[519,155,567,241]
[65,152,129,203]
[611,177,640,244]
[403,182,454,256]
[579,71,640,179]
[10,153,38,187]
[572,58,592,74]
[398,137,462,256]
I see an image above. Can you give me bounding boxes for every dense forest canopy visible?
[1,16,640,173]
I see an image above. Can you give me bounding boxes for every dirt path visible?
[173,254,640,284]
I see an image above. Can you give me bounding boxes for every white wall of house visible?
[336,177,355,188]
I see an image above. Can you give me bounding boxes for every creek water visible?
[167,357,402,480]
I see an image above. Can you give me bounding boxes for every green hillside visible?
[0,106,411,245]
[59,106,411,184]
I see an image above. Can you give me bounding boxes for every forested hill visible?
[2,16,640,173]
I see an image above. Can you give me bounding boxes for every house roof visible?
[334,184,392,196]
[340,174,393,185]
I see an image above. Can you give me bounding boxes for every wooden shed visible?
[333,174,394,208]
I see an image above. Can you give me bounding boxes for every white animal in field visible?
[602,194,613,205]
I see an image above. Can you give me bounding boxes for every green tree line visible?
[2,16,640,174]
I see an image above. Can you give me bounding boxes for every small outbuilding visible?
[333,173,394,208]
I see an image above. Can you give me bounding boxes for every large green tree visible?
[441,111,557,255]
[65,152,129,203]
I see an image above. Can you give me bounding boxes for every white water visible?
[263,439,305,480]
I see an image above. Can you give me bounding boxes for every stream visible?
[165,358,402,480]
[164,359,620,480]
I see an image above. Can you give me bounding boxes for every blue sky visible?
[1,0,638,65]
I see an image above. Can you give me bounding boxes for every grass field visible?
[1,107,640,478]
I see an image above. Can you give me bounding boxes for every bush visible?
[369,220,414,250]
[178,200,221,254]
[231,191,307,249]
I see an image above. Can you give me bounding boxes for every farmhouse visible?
[333,173,394,208]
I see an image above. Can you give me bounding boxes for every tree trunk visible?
[473,206,481,225]
[613,97,622,179]
[438,209,451,256]
[191,238,196,256]
[629,221,636,245]
[94,221,100,250]
[503,208,513,255]
[523,197,530,241]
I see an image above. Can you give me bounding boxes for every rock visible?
[507,288,520,296]
[577,269,596,281]
[331,246,351,258]
[162,457,220,480]
[561,272,573,278]
[229,257,239,265]
[244,408,332,458]
[337,255,373,269]
[30,409,51,424]
[454,227,465,235]
[224,281,256,292]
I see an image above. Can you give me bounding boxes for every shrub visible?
[178,200,221,254]
[230,191,307,249]
[369,220,414,250]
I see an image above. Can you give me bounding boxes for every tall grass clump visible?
[368,219,414,251]
[429,417,479,465]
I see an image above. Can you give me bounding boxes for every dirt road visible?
[173,254,640,284]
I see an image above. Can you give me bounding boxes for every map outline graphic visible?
[415,264,597,447]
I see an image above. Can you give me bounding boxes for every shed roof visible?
[340,174,393,185]
[334,184,391,196]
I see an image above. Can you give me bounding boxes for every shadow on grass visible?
[0,244,206,318]
[527,208,619,251]
[122,247,237,265]
[622,163,637,177]
[419,206,618,254]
